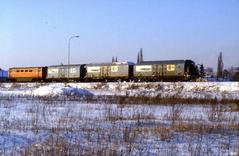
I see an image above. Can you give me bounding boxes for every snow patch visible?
[32,85,93,97]
[0,82,238,99]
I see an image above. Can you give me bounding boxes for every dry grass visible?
[0,96,238,155]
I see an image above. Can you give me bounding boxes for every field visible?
[0,82,238,155]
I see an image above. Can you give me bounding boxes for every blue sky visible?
[0,0,239,70]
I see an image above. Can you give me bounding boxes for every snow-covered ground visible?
[0,82,238,155]
[0,82,238,100]
[0,99,238,155]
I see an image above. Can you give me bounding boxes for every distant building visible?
[0,69,8,82]
[221,67,239,81]
[232,67,239,72]
[205,67,214,78]
[231,67,239,81]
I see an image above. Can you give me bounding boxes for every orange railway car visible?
[8,67,47,82]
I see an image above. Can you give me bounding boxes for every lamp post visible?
[0,68,2,81]
[68,35,79,65]
[67,35,79,80]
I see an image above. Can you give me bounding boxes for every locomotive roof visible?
[139,60,188,65]
[86,62,135,66]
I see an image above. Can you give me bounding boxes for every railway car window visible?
[21,70,24,72]
[25,70,28,72]
[166,64,176,71]
[49,68,58,73]
[17,70,20,72]
[87,66,100,73]
[135,65,152,72]
[29,70,33,72]
[111,66,118,72]
[70,68,76,73]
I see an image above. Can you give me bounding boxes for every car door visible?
[59,68,66,78]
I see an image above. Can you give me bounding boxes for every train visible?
[2,59,199,82]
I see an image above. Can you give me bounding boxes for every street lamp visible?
[68,35,79,65]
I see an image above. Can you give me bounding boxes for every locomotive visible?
[134,60,198,81]
[6,59,199,82]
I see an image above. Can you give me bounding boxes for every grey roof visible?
[86,62,135,66]
[48,64,84,68]
[139,60,186,65]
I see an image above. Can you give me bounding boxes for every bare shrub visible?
[10,83,21,89]
[0,83,5,88]
[93,82,107,89]
[152,125,171,141]
[127,83,140,90]
[163,104,183,128]
[206,104,237,123]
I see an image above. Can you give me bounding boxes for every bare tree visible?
[200,64,205,78]
[217,52,224,79]
[112,56,115,63]
[137,53,140,64]
[140,48,143,63]
[137,48,144,64]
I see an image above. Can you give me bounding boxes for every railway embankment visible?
[0,82,238,105]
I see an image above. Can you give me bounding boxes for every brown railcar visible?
[8,67,47,82]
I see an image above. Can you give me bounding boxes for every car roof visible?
[138,60,186,65]
[86,61,135,66]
